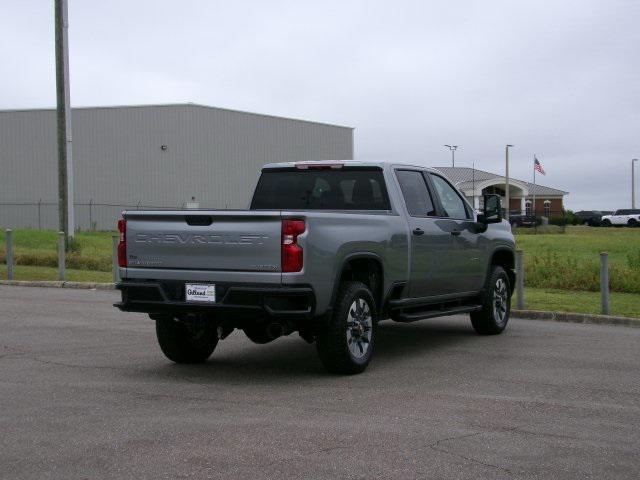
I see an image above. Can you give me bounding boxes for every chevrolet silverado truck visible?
[115,160,515,374]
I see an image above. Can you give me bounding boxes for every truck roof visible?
[262,159,438,171]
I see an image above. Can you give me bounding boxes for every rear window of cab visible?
[250,168,391,210]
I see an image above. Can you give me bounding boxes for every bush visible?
[548,215,567,226]
[564,210,584,226]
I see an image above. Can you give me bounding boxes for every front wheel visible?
[602,219,611,227]
[316,281,377,374]
[155,316,219,363]
[470,266,511,335]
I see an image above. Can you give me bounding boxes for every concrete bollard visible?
[515,249,524,310]
[58,231,65,281]
[600,252,610,315]
[5,229,13,280]
[112,234,120,283]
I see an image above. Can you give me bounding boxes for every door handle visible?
[450,229,461,236]
[412,228,425,236]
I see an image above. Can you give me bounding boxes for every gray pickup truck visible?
[115,160,515,374]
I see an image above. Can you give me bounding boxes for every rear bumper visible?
[114,280,316,320]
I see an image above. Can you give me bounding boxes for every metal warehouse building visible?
[0,103,353,230]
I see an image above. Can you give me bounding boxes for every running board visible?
[392,305,482,323]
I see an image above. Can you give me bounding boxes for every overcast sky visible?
[2,0,639,210]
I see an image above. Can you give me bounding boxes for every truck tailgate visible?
[124,210,282,272]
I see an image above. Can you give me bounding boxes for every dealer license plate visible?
[185,284,216,303]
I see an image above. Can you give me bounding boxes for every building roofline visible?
[434,166,569,196]
[0,102,354,130]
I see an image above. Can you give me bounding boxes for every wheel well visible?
[338,258,383,310]
[491,249,515,292]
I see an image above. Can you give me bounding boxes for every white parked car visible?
[601,209,640,227]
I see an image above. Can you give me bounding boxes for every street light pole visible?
[444,145,459,167]
[633,159,638,209]
[505,145,514,221]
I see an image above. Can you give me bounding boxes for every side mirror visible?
[479,194,503,224]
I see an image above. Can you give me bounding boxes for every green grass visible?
[0,264,112,283]
[513,225,565,235]
[516,226,640,294]
[517,287,640,319]
[0,229,115,272]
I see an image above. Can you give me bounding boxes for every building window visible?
[525,200,532,215]
[544,200,551,217]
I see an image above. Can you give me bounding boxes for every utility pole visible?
[55,0,75,241]
[633,159,638,209]
[444,145,458,167]
[505,145,514,220]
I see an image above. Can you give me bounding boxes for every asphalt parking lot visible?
[1,286,639,479]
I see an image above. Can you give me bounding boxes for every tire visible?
[628,219,638,228]
[602,219,611,227]
[470,266,511,335]
[155,316,218,363]
[316,281,377,375]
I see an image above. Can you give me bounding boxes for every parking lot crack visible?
[20,354,129,371]
[427,427,520,476]
[260,442,350,469]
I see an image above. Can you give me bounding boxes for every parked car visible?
[508,214,538,228]
[574,210,607,227]
[601,209,640,227]
[114,160,516,374]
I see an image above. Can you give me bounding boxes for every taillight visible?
[117,218,127,268]
[281,219,305,273]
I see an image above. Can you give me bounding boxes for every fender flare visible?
[328,252,385,311]
[486,246,516,293]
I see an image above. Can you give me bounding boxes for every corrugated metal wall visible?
[0,104,353,230]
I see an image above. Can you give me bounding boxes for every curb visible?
[0,280,115,290]
[512,309,640,328]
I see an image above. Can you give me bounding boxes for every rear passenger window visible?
[396,170,436,216]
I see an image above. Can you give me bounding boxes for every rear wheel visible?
[628,219,638,228]
[470,266,511,335]
[316,281,377,375]
[155,316,218,363]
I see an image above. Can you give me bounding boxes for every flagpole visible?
[533,155,536,218]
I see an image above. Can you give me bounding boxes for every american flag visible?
[534,157,546,175]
